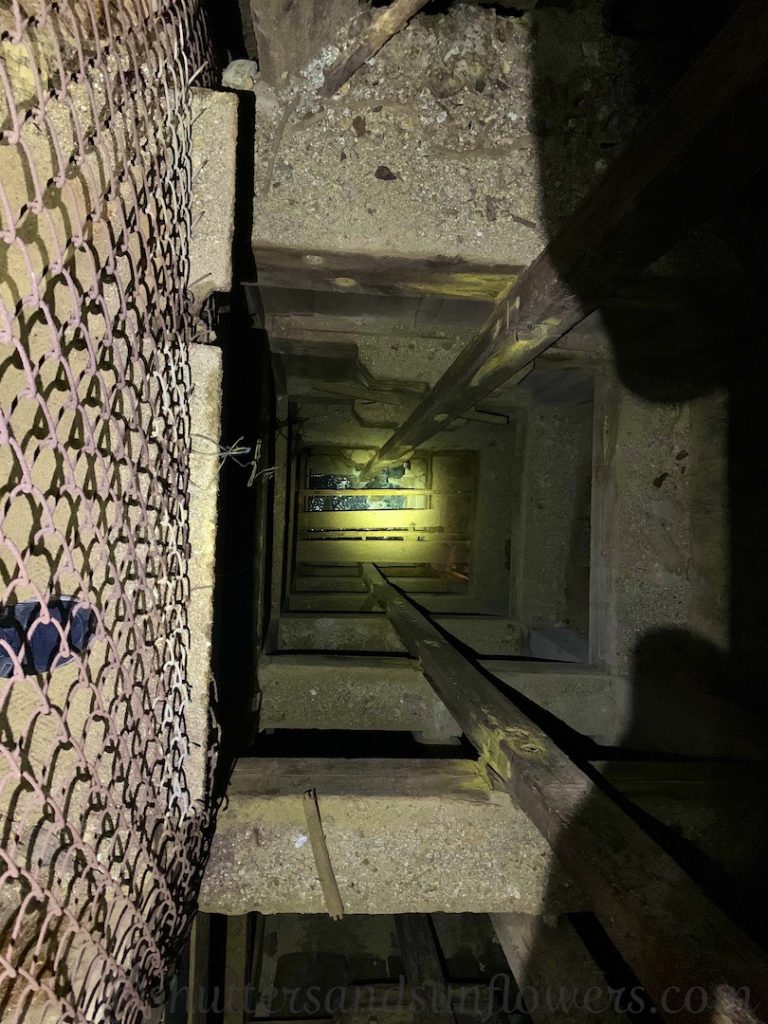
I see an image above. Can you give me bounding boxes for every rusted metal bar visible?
[361,0,768,479]
[361,563,768,1024]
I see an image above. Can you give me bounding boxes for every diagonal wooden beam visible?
[360,563,768,1024]
[360,0,768,479]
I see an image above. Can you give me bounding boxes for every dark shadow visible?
[521,0,768,1015]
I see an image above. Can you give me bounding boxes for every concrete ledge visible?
[190,88,238,302]
[199,758,584,916]
[187,343,222,802]
[258,653,460,736]
[276,613,523,656]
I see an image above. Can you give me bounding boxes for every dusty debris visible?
[253,1,658,264]
[318,0,430,98]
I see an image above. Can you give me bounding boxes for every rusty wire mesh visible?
[0,1,219,1020]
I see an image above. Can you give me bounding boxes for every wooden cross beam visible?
[360,563,768,1024]
[360,0,768,479]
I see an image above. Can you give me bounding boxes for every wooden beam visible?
[223,916,249,1024]
[492,914,626,1024]
[252,245,523,301]
[200,758,583,916]
[395,916,455,1024]
[186,913,211,1024]
[360,564,768,1024]
[361,0,768,477]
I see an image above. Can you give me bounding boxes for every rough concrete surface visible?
[277,613,523,656]
[190,87,238,302]
[199,758,583,915]
[187,342,223,801]
[613,389,692,674]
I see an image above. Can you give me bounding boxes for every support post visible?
[360,563,768,1024]
[361,0,768,479]
[491,914,626,1024]
[395,915,455,1024]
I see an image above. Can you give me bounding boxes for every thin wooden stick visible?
[318,0,429,98]
[302,788,344,920]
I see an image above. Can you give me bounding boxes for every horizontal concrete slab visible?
[258,654,460,736]
[276,614,523,656]
[199,758,584,916]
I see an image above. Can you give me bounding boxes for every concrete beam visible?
[199,758,584,916]
[275,613,523,656]
[258,654,460,737]
[187,343,223,802]
[190,89,238,303]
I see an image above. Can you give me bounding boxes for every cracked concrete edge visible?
[190,87,238,303]
[186,342,222,804]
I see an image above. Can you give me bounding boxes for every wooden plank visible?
[223,915,249,1024]
[229,758,492,800]
[297,539,468,565]
[269,390,290,630]
[492,914,626,1024]
[395,915,455,1024]
[186,913,211,1024]
[252,245,524,302]
[360,0,768,477]
[267,312,472,344]
[361,564,768,1024]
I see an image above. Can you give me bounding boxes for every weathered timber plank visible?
[492,914,625,1024]
[228,757,489,799]
[266,312,475,344]
[361,564,768,1024]
[186,913,211,1024]
[223,915,249,1024]
[361,1,768,476]
[252,245,524,302]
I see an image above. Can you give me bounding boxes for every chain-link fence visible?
[0,1,218,1020]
